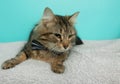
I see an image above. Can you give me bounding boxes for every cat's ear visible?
[42,7,55,22]
[69,12,80,24]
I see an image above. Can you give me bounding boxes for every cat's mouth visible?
[50,46,70,54]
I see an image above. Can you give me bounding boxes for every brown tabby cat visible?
[1,7,83,73]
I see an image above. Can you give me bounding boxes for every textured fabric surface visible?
[0,39,120,84]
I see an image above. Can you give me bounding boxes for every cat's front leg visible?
[51,53,68,74]
[51,59,65,74]
[2,51,28,69]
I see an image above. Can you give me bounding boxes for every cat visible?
[1,7,83,74]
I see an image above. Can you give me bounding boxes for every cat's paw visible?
[1,59,16,69]
[51,64,65,74]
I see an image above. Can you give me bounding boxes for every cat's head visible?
[35,7,80,53]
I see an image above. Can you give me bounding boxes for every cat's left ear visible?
[69,12,80,24]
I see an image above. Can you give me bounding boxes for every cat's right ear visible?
[42,7,55,23]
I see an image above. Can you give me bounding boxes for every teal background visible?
[0,0,120,42]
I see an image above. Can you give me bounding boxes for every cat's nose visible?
[63,45,68,49]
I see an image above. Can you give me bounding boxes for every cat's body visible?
[1,7,83,73]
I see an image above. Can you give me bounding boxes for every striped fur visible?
[1,7,83,73]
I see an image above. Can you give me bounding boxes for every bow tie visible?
[31,40,46,50]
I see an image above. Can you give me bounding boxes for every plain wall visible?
[0,0,120,42]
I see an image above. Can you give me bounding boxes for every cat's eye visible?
[69,34,74,38]
[54,33,61,38]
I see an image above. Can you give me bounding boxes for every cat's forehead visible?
[55,15,70,27]
[55,15,76,34]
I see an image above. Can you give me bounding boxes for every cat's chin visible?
[50,48,70,55]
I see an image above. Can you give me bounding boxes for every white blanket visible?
[0,39,120,84]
